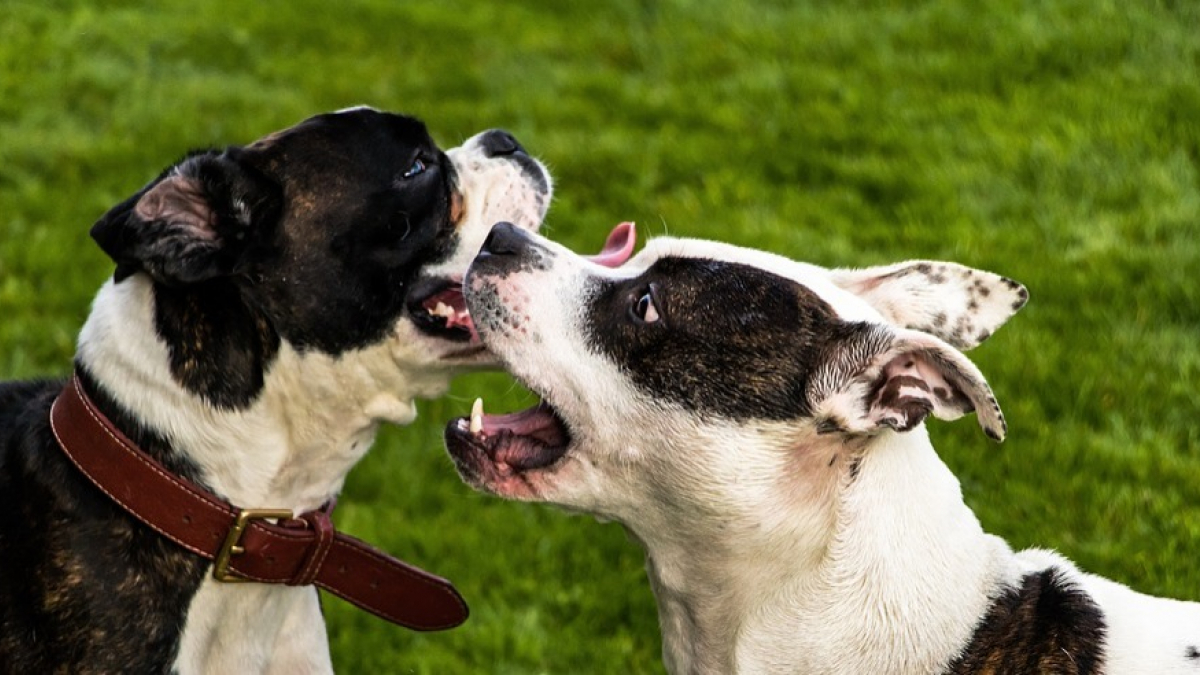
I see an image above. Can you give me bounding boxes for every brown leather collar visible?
[49,375,468,631]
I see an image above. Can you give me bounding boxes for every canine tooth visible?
[432,301,452,318]
[469,398,484,434]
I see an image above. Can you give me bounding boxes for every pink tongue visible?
[586,221,636,268]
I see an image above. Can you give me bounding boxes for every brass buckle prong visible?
[213,508,293,582]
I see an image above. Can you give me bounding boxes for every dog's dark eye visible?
[631,289,660,324]
[402,158,427,179]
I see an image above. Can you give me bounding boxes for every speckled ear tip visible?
[980,401,1006,443]
[1004,277,1030,311]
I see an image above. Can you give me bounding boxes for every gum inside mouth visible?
[407,280,477,342]
[446,397,572,473]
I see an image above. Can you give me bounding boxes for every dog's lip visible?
[445,400,571,474]
[406,277,478,343]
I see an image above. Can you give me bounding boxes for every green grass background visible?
[2,0,1198,672]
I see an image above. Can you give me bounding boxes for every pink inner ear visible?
[869,351,973,433]
[587,221,636,268]
[134,175,218,239]
[883,353,962,407]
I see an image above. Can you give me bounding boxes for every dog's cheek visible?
[466,277,531,341]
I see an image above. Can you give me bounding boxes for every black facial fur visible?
[241,112,458,353]
[583,258,889,422]
[944,568,1107,674]
[153,281,281,409]
[90,109,459,408]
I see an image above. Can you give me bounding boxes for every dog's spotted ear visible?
[811,325,1006,442]
[91,151,282,284]
[828,261,1028,350]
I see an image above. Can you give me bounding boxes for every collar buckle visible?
[213,508,293,582]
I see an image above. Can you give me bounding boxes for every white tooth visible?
[432,301,452,318]
[469,398,484,434]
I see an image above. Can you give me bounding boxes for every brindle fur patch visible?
[943,568,1107,675]
[0,371,208,672]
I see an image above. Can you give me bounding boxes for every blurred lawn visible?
[2,0,1199,672]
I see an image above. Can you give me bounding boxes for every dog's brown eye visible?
[402,158,427,179]
[632,291,660,324]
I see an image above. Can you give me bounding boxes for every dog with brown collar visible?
[447,223,1200,674]
[0,107,552,673]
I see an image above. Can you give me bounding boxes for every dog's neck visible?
[75,276,437,513]
[637,428,1019,675]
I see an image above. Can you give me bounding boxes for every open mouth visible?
[445,397,572,476]
[442,221,639,481]
[406,278,477,342]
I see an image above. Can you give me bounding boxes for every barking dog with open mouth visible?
[0,108,551,674]
[446,223,1200,674]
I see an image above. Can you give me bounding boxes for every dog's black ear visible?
[810,325,1006,442]
[91,151,282,284]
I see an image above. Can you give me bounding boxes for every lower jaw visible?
[478,472,545,501]
[439,344,492,362]
[454,449,549,501]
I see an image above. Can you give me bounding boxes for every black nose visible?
[480,222,529,257]
[479,129,525,157]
